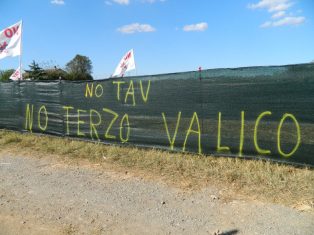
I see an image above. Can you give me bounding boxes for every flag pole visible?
[19,20,23,80]
[133,49,137,76]
[19,55,22,80]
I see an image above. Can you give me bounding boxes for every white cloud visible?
[183,22,208,32]
[51,0,65,5]
[260,21,273,28]
[113,0,129,5]
[248,0,292,12]
[272,16,305,26]
[260,16,305,27]
[249,0,305,28]
[271,11,285,19]
[117,23,156,34]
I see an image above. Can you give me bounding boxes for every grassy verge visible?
[0,130,313,209]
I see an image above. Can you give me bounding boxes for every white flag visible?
[0,21,22,60]
[9,66,21,81]
[112,49,136,77]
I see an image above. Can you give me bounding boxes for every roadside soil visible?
[0,151,313,235]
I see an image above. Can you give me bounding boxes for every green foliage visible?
[65,72,93,81]
[0,69,15,81]
[45,68,68,80]
[65,54,93,80]
[25,60,46,80]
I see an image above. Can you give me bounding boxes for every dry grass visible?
[0,130,313,208]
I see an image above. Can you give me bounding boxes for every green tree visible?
[45,67,68,80]
[0,69,15,81]
[25,60,46,80]
[65,54,93,80]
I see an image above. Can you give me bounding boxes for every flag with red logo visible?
[112,49,136,77]
[0,21,22,60]
[9,66,22,81]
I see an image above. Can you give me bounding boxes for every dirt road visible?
[0,152,313,235]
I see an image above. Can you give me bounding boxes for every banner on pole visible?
[9,66,21,81]
[112,49,136,77]
[0,21,22,60]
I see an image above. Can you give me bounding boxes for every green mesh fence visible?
[1,63,314,166]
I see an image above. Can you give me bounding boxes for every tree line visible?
[0,54,93,81]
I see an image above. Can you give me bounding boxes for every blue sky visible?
[0,0,313,79]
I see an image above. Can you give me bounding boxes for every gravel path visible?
[0,153,313,235]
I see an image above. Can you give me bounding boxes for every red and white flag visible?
[9,66,21,81]
[0,21,22,60]
[112,49,136,77]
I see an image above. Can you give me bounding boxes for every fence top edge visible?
[1,62,313,84]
